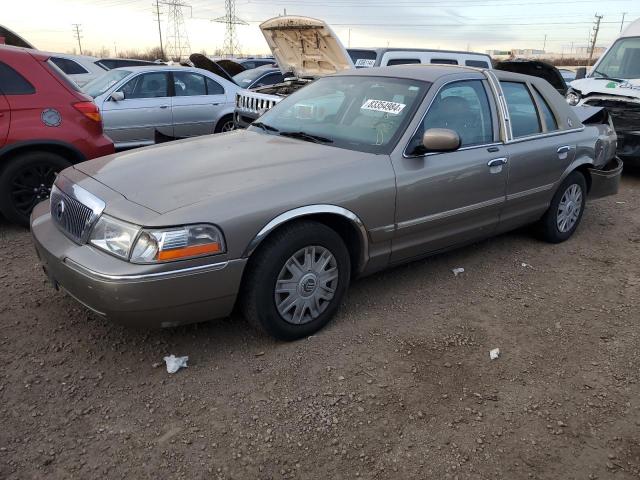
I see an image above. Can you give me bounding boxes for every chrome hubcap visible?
[557,184,583,233]
[274,246,339,325]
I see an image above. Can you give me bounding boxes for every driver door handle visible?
[159,105,169,109]
[487,157,508,167]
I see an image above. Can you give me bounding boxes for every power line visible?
[72,23,83,54]
[212,0,248,56]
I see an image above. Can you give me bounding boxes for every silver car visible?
[84,66,239,149]
[32,66,622,341]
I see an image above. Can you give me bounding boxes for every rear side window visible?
[0,61,35,94]
[50,57,89,75]
[532,87,558,131]
[500,81,541,138]
[387,58,420,66]
[206,77,224,95]
[173,71,206,96]
[431,58,458,65]
[466,59,490,68]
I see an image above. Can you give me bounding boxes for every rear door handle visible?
[487,157,508,167]
[160,105,169,109]
[557,145,572,154]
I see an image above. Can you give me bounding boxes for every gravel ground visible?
[1,171,639,480]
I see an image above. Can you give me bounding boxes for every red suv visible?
[0,46,114,225]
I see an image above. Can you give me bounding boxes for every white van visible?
[566,17,640,162]
[348,48,492,69]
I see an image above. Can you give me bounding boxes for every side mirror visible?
[422,128,461,152]
[575,67,587,80]
[110,91,125,102]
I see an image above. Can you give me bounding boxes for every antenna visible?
[72,24,83,55]
[213,0,248,57]
[161,0,191,61]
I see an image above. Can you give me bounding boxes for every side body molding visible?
[242,205,370,273]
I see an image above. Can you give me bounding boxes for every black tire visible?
[240,220,351,341]
[0,151,71,226]
[214,115,235,133]
[536,171,587,243]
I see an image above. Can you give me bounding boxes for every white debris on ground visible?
[521,262,533,268]
[163,355,189,374]
[489,348,500,360]
[452,267,465,276]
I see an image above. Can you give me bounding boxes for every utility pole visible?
[589,14,603,63]
[72,24,83,55]
[620,12,627,32]
[153,0,165,60]
[542,34,547,52]
[213,0,248,57]
[161,0,191,61]
[348,28,351,48]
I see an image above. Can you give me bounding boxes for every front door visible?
[391,79,507,263]
[101,71,173,147]
[0,93,9,146]
[171,71,226,137]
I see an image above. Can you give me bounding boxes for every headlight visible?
[130,224,225,263]
[89,215,140,260]
[566,90,581,106]
[89,216,225,263]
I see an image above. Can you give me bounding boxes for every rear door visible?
[0,93,9,146]
[499,80,576,230]
[101,71,173,147]
[171,71,227,137]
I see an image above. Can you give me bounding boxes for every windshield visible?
[82,69,131,98]
[592,36,640,80]
[233,69,272,87]
[251,75,430,154]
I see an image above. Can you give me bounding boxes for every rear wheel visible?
[536,171,587,243]
[0,151,71,226]
[240,221,351,341]
[214,115,235,133]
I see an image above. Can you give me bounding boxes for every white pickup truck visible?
[566,17,640,163]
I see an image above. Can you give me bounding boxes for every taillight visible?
[73,101,101,122]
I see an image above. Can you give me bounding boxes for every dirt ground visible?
[1,171,639,480]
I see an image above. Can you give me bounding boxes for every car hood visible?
[73,130,371,215]
[571,77,640,101]
[495,60,567,93]
[259,16,353,78]
[187,54,245,83]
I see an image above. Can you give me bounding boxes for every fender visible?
[0,139,86,164]
[558,154,594,186]
[242,204,370,272]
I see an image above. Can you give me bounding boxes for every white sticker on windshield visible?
[361,99,406,115]
[355,59,375,67]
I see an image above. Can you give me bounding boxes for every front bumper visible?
[588,156,624,200]
[30,202,246,328]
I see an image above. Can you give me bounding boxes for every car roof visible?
[0,44,48,61]
[335,64,486,82]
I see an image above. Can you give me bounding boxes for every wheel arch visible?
[0,140,86,171]
[242,205,370,276]
[559,157,593,193]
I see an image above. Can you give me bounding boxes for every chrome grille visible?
[235,92,281,116]
[49,180,105,243]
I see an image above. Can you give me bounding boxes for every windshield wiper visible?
[592,69,624,82]
[278,131,334,144]
[251,121,279,133]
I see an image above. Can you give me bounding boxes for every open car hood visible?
[259,16,353,78]
[495,59,567,94]
[0,25,35,49]
[187,54,245,83]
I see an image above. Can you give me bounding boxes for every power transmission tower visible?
[213,0,248,57]
[152,0,165,60]
[161,0,191,61]
[588,14,603,63]
[72,24,83,55]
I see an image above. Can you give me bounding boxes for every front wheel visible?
[0,151,71,226]
[240,221,351,341]
[536,171,587,243]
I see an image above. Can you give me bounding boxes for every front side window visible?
[0,61,35,95]
[50,57,89,75]
[119,72,169,99]
[407,79,493,155]
[173,71,206,96]
[500,81,541,138]
[253,76,429,154]
[532,87,558,131]
[592,36,640,79]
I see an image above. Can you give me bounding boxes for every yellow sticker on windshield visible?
[361,99,406,115]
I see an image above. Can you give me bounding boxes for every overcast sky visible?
[4,0,639,57]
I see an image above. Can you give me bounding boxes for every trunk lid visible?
[259,16,353,78]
